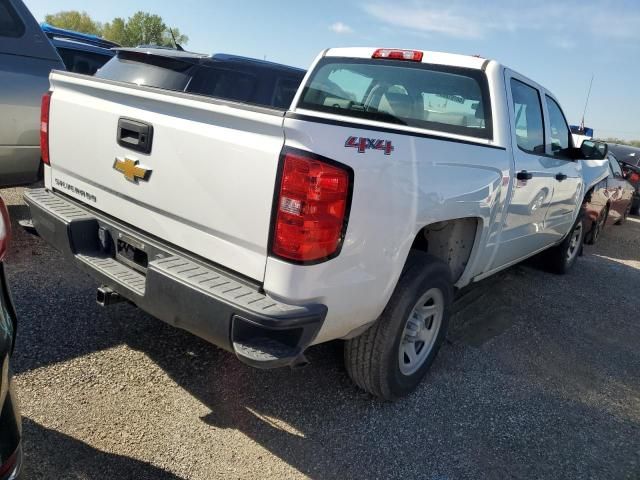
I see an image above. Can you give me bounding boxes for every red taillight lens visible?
[0,447,19,478]
[630,172,639,183]
[40,91,52,165]
[372,48,423,62]
[0,197,10,262]
[272,150,351,263]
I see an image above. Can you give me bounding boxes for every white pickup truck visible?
[25,47,608,400]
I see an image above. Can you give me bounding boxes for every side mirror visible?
[580,140,608,160]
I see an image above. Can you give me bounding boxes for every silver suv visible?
[0,0,64,186]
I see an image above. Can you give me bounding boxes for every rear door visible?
[491,72,557,268]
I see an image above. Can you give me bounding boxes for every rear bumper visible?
[24,188,326,368]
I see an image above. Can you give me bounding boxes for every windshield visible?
[298,57,492,139]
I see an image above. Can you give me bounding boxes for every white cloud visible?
[364,4,483,38]
[552,37,577,51]
[362,1,640,41]
[329,22,354,34]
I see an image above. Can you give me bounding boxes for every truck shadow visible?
[111,247,640,479]
[6,197,640,478]
[21,417,186,480]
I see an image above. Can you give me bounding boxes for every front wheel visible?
[584,206,607,245]
[344,252,453,400]
[543,214,584,274]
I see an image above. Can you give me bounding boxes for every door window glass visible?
[0,0,25,38]
[545,96,572,157]
[510,78,544,154]
[58,48,112,75]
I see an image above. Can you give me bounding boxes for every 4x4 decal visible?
[345,136,394,155]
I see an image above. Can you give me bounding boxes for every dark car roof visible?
[115,47,305,74]
[48,36,116,57]
[608,143,640,166]
[41,23,120,49]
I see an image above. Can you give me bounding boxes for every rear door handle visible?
[516,170,533,180]
[117,118,154,154]
[555,173,568,182]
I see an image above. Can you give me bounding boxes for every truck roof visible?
[114,47,304,73]
[323,47,491,70]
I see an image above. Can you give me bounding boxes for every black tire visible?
[630,197,640,216]
[584,206,607,245]
[542,213,585,274]
[344,252,453,400]
[615,202,631,225]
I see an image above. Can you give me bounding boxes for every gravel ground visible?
[3,186,639,479]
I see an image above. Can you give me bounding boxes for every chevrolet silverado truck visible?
[25,47,608,400]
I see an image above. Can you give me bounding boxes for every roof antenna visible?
[169,28,184,51]
[580,74,594,132]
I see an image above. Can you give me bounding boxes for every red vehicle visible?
[584,153,635,244]
[608,143,640,214]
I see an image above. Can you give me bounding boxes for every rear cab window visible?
[298,57,493,139]
[0,0,25,38]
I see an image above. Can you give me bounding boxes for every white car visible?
[25,47,608,399]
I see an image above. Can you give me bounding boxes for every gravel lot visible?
[3,185,639,479]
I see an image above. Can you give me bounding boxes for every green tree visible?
[45,10,188,48]
[103,11,188,47]
[44,10,102,35]
[602,137,640,147]
[102,17,127,46]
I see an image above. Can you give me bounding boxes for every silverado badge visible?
[113,157,152,183]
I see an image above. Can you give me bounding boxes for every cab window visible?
[0,0,25,38]
[545,96,572,157]
[510,78,544,154]
[300,58,492,139]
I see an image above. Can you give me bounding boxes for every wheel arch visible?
[407,217,482,284]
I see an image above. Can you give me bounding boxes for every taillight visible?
[0,196,10,262]
[0,447,19,478]
[630,172,639,183]
[271,149,352,263]
[372,48,423,62]
[40,91,52,165]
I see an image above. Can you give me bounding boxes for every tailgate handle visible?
[117,118,153,154]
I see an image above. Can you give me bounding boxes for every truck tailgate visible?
[47,72,285,281]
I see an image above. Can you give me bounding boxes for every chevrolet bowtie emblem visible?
[113,157,151,183]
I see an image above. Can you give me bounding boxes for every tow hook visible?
[96,286,124,307]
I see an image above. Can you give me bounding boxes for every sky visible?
[25,0,640,140]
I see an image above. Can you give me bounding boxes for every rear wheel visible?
[344,252,453,400]
[615,203,631,225]
[630,197,640,216]
[543,214,584,274]
[585,206,607,245]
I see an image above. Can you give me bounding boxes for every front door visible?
[541,94,582,238]
[490,73,558,269]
